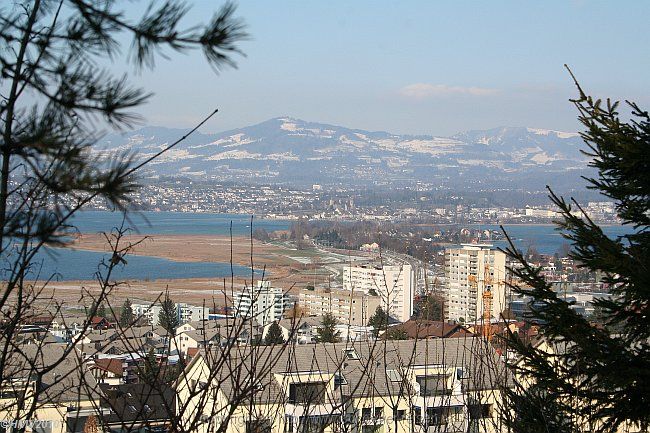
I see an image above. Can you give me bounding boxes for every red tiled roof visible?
[93,358,123,376]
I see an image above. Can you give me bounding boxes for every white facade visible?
[524,207,559,218]
[131,302,209,326]
[444,244,507,323]
[178,303,210,324]
[342,263,414,322]
[233,280,292,325]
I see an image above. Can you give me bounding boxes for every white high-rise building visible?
[444,244,507,323]
[234,280,292,325]
[343,263,414,322]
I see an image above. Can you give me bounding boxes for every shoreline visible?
[35,233,332,305]
[74,209,623,228]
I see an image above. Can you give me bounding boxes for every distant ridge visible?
[98,118,588,189]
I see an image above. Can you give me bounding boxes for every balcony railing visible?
[360,415,384,425]
[285,402,341,418]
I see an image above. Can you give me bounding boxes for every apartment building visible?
[343,263,415,322]
[444,244,507,323]
[131,301,209,326]
[233,280,293,326]
[299,287,381,326]
[524,207,560,218]
[177,338,509,433]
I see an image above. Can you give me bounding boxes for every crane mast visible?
[468,263,494,341]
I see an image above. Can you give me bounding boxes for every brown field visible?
[24,234,338,307]
[68,233,291,266]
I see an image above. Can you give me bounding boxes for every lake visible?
[68,211,291,236]
[4,211,291,281]
[472,224,632,255]
[3,211,633,280]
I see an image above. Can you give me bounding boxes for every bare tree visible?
[0,0,248,430]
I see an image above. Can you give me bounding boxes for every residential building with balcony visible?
[444,245,507,323]
[299,287,381,326]
[342,263,415,323]
[233,281,293,326]
[176,338,510,433]
[131,301,209,326]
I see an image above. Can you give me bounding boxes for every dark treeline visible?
[268,220,499,262]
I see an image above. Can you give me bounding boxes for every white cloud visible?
[399,83,499,99]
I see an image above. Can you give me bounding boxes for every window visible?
[334,373,347,387]
[413,406,422,425]
[425,407,447,426]
[361,407,372,421]
[424,407,463,426]
[288,382,326,404]
[343,348,359,360]
[416,374,451,396]
[66,416,88,433]
[246,419,271,433]
[374,407,383,419]
[468,404,492,419]
[298,415,331,433]
[32,420,52,433]
[284,416,293,433]
[393,409,406,421]
[0,388,19,399]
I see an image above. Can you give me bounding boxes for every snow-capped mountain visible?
[98,117,589,188]
[453,127,583,165]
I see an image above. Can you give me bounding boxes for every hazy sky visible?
[122,1,650,136]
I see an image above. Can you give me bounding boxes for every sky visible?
[121,1,650,136]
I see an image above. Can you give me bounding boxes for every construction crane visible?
[482,264,494,341]
[468,264,494,341]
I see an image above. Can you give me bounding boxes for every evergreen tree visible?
[250,335,263,346]
[384,327,409,340]
[158,293,179,335]
[138,348,160,384]
[0,1,246,430]
[503,80,650,432]
[87,301,106,318]
[413,293,444,321]
[368,306,389,337]
[120,299,134,327]
[96,303,106,318]
[316,313,340,343]
[264,322,285,345]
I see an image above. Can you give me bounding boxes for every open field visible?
[68,233,294,267]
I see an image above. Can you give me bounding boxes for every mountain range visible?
[99,117,591,189]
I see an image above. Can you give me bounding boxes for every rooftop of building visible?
[186,337,512,403]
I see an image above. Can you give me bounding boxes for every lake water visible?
[68,211,291,236]
[3,211,633,280]
[21,248,254,281]
[472,224,632,255]
[5,211,290,281]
